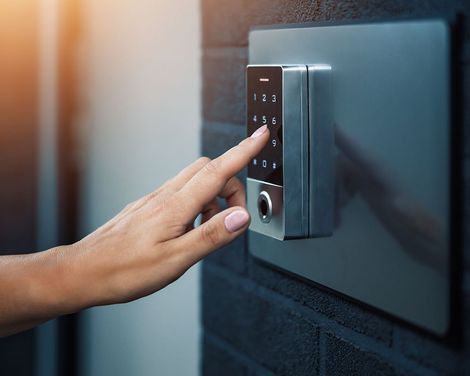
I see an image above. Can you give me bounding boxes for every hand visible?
[61,124,270,310]
[0,124,269,336]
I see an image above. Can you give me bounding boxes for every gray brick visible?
[204,235,246,275]
[202,334,249,376]
[202,264,320,376]
[203,49,247,125]
[202,0,319,47]
[203,332,277,376]
[202,0,470,48]
[248,257,393,345]
[325,332,397,376]
[201,121,246,159]
[393,327,463,375]
[201,0,245,48]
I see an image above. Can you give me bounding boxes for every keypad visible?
[247,66,283,186]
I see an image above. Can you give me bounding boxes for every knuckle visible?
[230,176,243,190]
[224,177,245,198]
[201,222,221,247]
[197,156,211,165]
[144,192,158,204]
[124,201,136,211]
[161,195,193,221]
[203,159,222,178]
[160,195,181,213]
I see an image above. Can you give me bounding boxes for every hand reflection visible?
[334,127,446,276]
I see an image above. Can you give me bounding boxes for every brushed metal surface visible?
[307,65,334,236]
[248,19,451,335]
[247,178,284,239]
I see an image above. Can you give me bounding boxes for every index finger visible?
[172,125,269,221]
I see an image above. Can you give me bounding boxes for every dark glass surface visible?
[247,66,283,186]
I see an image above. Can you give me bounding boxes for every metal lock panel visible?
[247,19,452,335]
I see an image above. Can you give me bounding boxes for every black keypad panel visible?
[247,66,283,186]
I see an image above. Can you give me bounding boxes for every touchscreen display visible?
[247,66,283,186]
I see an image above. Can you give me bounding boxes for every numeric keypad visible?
[247,66,283,186]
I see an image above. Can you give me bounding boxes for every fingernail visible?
[250,124,267,138]
[224,210,250,233]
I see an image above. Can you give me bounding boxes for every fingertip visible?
[250,124,268,138]
[224,208,250,233]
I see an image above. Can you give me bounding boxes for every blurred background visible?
[0,1,201,375]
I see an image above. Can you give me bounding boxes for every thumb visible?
[171,206,250,264]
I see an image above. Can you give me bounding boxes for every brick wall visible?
[201,1,470,375]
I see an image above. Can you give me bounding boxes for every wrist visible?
[33,245,94,317]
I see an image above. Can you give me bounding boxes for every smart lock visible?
[246,64,334,240]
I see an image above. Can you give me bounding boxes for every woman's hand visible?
[0,125,269,336]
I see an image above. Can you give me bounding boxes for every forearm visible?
[0,246,88,337]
